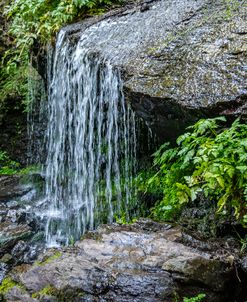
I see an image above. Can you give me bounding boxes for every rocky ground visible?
[1,176,247,301]
[1,219,247,301]
[0,175,44,283]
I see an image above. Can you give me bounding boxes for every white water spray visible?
[44,30,137,246]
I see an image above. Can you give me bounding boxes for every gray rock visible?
[3,221,240,301]
[0,262,8,283]
[0,174,46,281]
[61,0,247,140]
[0,175,32,202]
[0,221,33,255]
[241,256,247,273]
[5,286,38,302]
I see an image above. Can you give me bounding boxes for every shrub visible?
[1,0,121,111]
[0,150,20,174]
[146,117,247,225]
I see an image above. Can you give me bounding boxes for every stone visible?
[0,175,32,202]
[0,254,12,263]
[0,175,46,279]
[0,262,8,283]
[61,0,247,140]
[3,220,243,301]
[0,221,33,255]
[5,286,37,302]
[241,256,247,274]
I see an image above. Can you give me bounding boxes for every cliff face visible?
[62,0,246,140]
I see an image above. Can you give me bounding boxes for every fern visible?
[146,117,247,225]
[1,0,120,111]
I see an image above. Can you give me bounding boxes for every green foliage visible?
[146,117,247,225]
[0,277,17,295]
[115,212,138,225]
[32,285,56,299]
[0,150,20,174]
[0,54,29,105]
[4,0,120,47]
[183,293,206,302]
[0,150,40,175]
[0,0,120,111]
[19,164,40,175]
[34,251,62,266]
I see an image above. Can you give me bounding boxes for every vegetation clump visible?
[183,293,206,302]
[32,285,57,299]
[142,117,247,226]
[34,251,62,266]
[0,150,40,174]
[0,0,121,113]
[0,277,16,295]
[0,150,21,174]
[32,284,85,301]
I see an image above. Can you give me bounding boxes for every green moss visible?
[32,285,57,299]
[32,285,85,301]
[80,232,103,241]
[0,277,16,294]
[35,251,62,266]
[183,293,206,302]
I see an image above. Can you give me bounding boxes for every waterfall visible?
[42,30,137,246]
[27,63,47,166]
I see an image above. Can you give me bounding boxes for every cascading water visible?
[43,30,137,246]
[27,64,47,165]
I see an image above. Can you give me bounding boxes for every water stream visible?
[40,30,137,246]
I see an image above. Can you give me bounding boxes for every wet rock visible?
[0,175,45,278]
[162,255,230,291]
[240,256,247,274]
[3,220,242,301]
[0,254,12,264]
[0,262,8,283]
[11,241,43,265]
[62,0,247,140]
[0,175,32,202]
[5,286,37,302]
[0,221,33,255]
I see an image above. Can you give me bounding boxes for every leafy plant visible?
[235,231,247,253]
[146,117,247,225]
[4,0,120,48]
[0,150,20,174]
[183,293,206,302]
[0,150,40,175]
[115,212,138,225]
[0,277,17,295]
[0,0,121,113]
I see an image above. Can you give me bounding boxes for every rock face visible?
[2,220,245,302]
[62,0,247,140]
[0,175,45,282]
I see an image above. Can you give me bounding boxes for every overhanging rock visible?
[58,0,247,139]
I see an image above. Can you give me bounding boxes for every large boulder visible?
[62,0,246,140]
[2,220,245,302]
